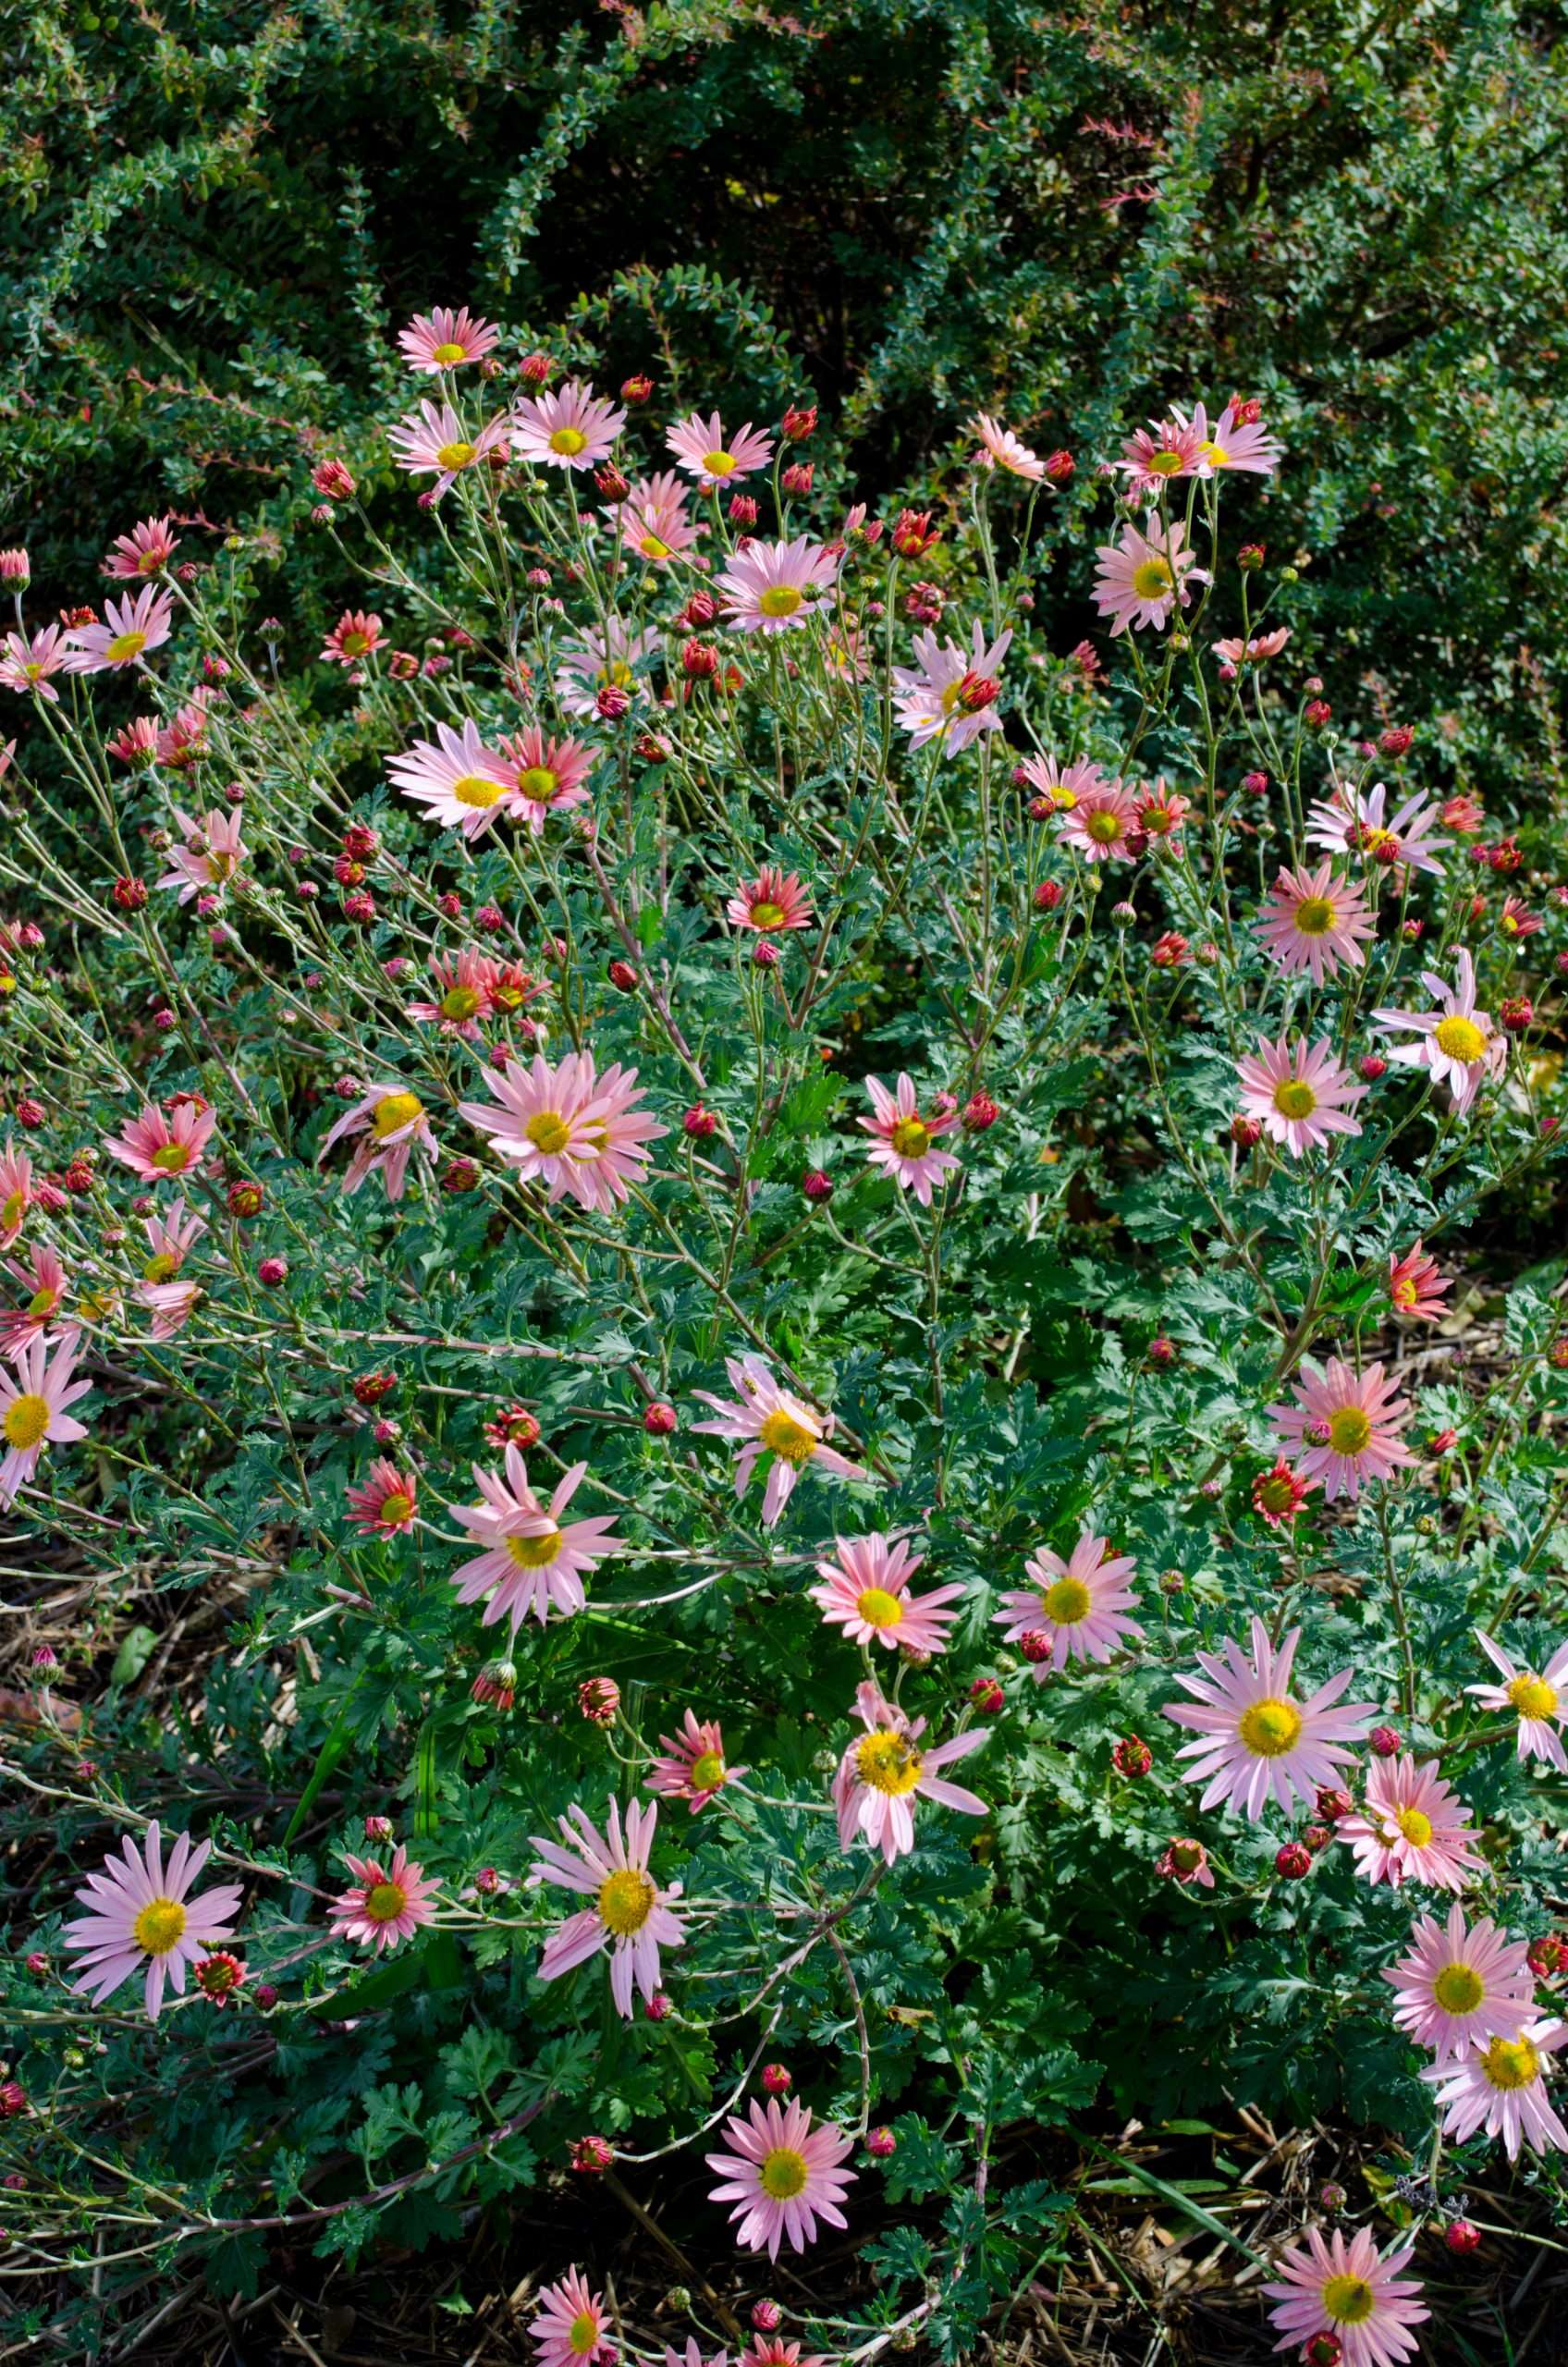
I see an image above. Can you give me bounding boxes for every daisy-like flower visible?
[155,806,247,902]
[859,1073,962,1206]
[66,585,174,674]
[692,1352,865,1528]
[892,622,1012,753]
[972,412,1047,481]
[1092,513,1206,636]
[1,625,74,702]
[137,1200,207,1341]
[648,1710,748,1811]
[329,1846,438,1953]
[619,472,701,567]
[1015,753,1113,813]
[1251,1456,1318,1527]
[103,1098,217,1184]
[0,1331,91,1506]
[1339,1754,1485,1893]
[451,1450,622,1635]
[64,1822,244,2021]
[1164,1616,1374,1819]
[531,1797,685,2017]
[667,410,775,491]
[1388,1240,1449,1322]
[345,1457,420,1535]
[994,1531,1143,1674]
[1252,862,1376,983]
[155,693,214,769]
[812,1531,965,1654]
[1263,2227,1427,2367]
[1235,1034,1366,1159]
[387,399,510,497]
[1466,1633,1568,1770]
[1133,779,1190,841]
[103,516,179,580]
[0,1243,67,1354]
[388,717,522,840]
[0,1146,34,1246]
[398,305,500,374]
[1173,398,1283,478]
[459,1049,665,1213]
[1382,1903,1536,2058]
[1499,893,1541,941]
[553,619,656,718]
[320,608,383,666]
[499,725,595,833]
[727,865,813,935]
[1117,414,1210,497]
[1213,628,1291,667]
[1268,1357,1414,1501]
[1424,2022,1568,2159]
[318,1083,437,1202]
[513,378,627,472]
[530,2268,613,2367]
[834,1680,986,1865]
[705,2097,856,2261]
[1058,779,1142,864]
[406,948,502,1039]
[1375,950,1505,1115]
[717,535,839,633]
[1306,779,1449,878]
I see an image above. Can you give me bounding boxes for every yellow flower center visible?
[1272,1078,1317,1120]
[1294,895,1334,936]
[638,533,672,559]
[568,2311,599,2358]
[364,1880,407,1923]
[373,1092,423,1140]
[1236,1697,1304,1758]
[1203,439,1231,468]
[1,1189,23,1231]
[1479,2035,1540,2091]
[378,1490,414,1525]
[439,986,483,1022]
[1321,2275,1377,2327]
[1392,1276,1418,1308]
[517,766,560,803]
[506,1527,563,1569]
[548,426,589,456]
[26,1286,59,1317]
[141,1252,181,1283]
[750,900,787,927]
[1132,558,1174,600]
[432,340,467,365]
[339,629,371,656]
[758,584,804,618]
[856,1587,903,1629]
[1392,1807,1433,1847]
[1041,1576,1093,1625]
[150,1141,194,1172]
[1508,1673,1558,1721]
[104,630,148,663]
[451,773,508,809]
[759,2146,809,2200]
[597,1867,655,1935]
[131,1897,187,1956]
[689,1749,726,1792]
[758,1406,817,1464]
[524,1110,571,1156]
[3,1392,51,1450]
[1434,1962,1486,2016]
[889,1116,931,1159]
[854,1730,924,1796]
[435,439,477,472]
[1084,808,1122,843]
[1147,449,1183,476]
[702,448,737,475]
[1435,1014,1487,1063]
[1327,1406,1373,1457]
[599,660,633,689]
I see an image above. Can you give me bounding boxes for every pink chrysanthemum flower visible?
[692,1352,865,1528]
[388,717,521,840]
[529,2268,613,2367]
[498,725,595,834]
[972,413,1046,481]
[513,378,627,472]
[812,1531,965,1653]
[891,622,1012,753]
[64,1821,244,2020]
[859,1073,962,1206]
[553,619,656,717]
[1382,1902,1536,2059]
[1374,950,1505,1115]
[1058,780,1142,864]
[1263,2227,1427,2367]
[1339,1754,1485,1893]
[1133,779,1190,840]
[1235,1034,1366,1159]
[104,1098,217,1184]
[1424,2022,1568,2160]
[1173,398,1283,477]
[103,515,179,580]
[1268,1356,1414,1501]
[704,2096,856,2261]
[329,1846,438,1953]
[66,585,174,674]
[619,471,701,566]
[398,306,500,374]
[155,692,214,769]
[1015,753,1113,812]
[1305,779,1449,878]
[531,1797,685,2017]
[0,1146,34,1247]
[155,806,247,903]
[1164,1616,1374,1819]
[717,534,839,633]
[320,608,383,666]
[345,1456,420,1535]
[1466,1633,1568,1771]
[319,1084,437,1202]
[1117,414,1209,497]
[137,1200,207,1341]
[667,410,775,491]
[1,625,74,703]
[450,1449,622,1634]
[459,1049,665,1213]
[1388,1240,1449,1322]
[1213,628,1290,667]
[1251,1456,1318,1527]
[405,948,501,1039]
[727,865,814,934]
[0,1331,92,1505]
[0,1243,67,1354]
[1252,862,1375,983]
[649,1710,748,1811]
[1499,893,1541,940]
[833,1680,986,1864]
[1092,513,1206,636]
[387,399,510,497]
[994,1531,1142,1674]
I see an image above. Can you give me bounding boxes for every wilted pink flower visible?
[649,1710,746,1811]
[1498,894,1540,940]
[554,619,656,717]
[1264,2227,1426,2367]
[667,410,775,491]
[860,1073,962,1205]
[318,1084,437,1202]
[530,2268,612,2367]
[1382,1903,1535,2059]
[388,717,522,840]
[1234,1035,1366,1159]
[0,1331,91,1505]
[345,1457,420,1535]
[1164,1616,1373,1818]
[705,2096,856,2260]
[834,1680,986,1863]
[1092,513,1206,636]
[531,1797,684,2017]
[1252,862,1375,982]
[499,726,596,833]
[1156,1836,1214,1888]
[155,806,246,903]
[137,1200,207,1340]
[104,1099,217,1184]
[994,1531,1142,1672]
[972,413,1046,481]
[1,625,74,703]
[0,1148,35,1249]
[0,1242,66,1355]
[65,586,174,673]
[388,399,510,497]
[812,1531,965,1653]
[64,1822,243,2020]
[1424,2023,1568,2159]
[103,516,179,580]
[154,691,214,769]
[1306,779,1449,878]
[1212,628,1290,668]
[1466,1633,1568,1771]
[1388,1241,1449,1321]
[398,306,499,373]
[459,1049,665,1212]
[892,622,1011,752]
[1058,779,1142,864]
[1375,950,1504,1114]
[513,378,627,472]
[329,1846,438,1952]
[1268,1357,1414,1500]
[1339,1754,1484,1893]
[451,1448,622,1635]
[717,534,839,632]
[619,471,701,566]
[692,1352,864,1527]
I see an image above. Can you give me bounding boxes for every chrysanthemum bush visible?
[1,316,1566,2363]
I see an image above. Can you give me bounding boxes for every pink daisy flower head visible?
[104,1098,217,1184]
[513,378,627,473]
[530,1797,684,2017]
[1213,628,1291,668]
[1466,1632,1568,1771]
[155,690,214,769]
[649,1709,748,1811]
[345,1456,420,1535]
[530,2268,613,2367]
[450,1449,621,1636]
[398,305,500,374]
[137,1199,207,1340]
[0,1146,33,1246]
[320,608,383,667]
[704,2096,856,2261]
[498,725,595,834]
[717,534,839,633]
[666,410,775,491]
[859,1073,962,1206]
[1268,1356,1414,1501]
[1164,1616,1373,1820]
[1388,1240,1449,1322]
[459,1049,665,1213]
[1424,2020,1568,2159]
[1017,753,1112,813]
[1117,414,1210,498]
[66,585,174,674]
[318,1082,437,1202]
[1264,2226,1427,2367]
[1251,1455,1318,1528]
[407,947,503,1040]
[1058,779,1142,864]
[1382,1902,1536,2059]
[155,805,246,903]
[1234,1034,1366,1159]
[1092,512,1207,636]
[972,412,1047,482]
[1375,950,1504,1114]
[0,1331,91,1506]
[64,1822,244,2021]
[619,471,700,567]
[891,622,1011,753]
[834,1681,987,1863]
[329,1846,438,1953]
[1306,779,1450,879]
[1253,862,1376,983]
[554,619,656,718]
[1339,1754,1485,1893]
[727,865,813,935]
[387,399,510,497]
[388,717,521,840]
[0,1242,67,1354]
[994,1531,1143,1674]
[812,1531,965,1654]
[103,515,179,580]
[692,1352,865,1527]
[1,624,74,702]
[1171,398,1282,478]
